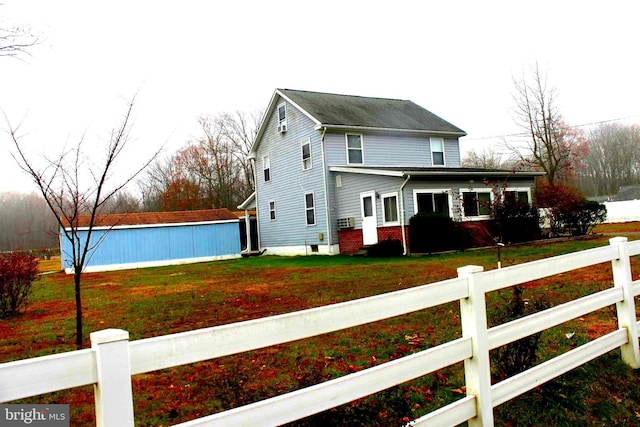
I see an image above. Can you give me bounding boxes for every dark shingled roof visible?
[62,208,238,228]
[278,89,466,135]
[330,165,544,178]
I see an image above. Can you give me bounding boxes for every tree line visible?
[138,111,260,212]
[464,64,640,198]
[0,192,58,251]
[464,121,640,198]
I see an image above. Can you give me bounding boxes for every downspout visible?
[399,174,411,255]
[320,127,332,253]
[249,156,261,252]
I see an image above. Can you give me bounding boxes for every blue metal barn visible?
[60,209,241,273]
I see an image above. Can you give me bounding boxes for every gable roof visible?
[251,89,466,154]
[62,208,238,229]
[279,89,466,135]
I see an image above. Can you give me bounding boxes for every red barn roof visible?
[62,208,238,228]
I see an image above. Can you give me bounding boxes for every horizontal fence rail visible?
[1,237,639,427]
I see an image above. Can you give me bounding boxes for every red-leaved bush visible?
[0,252,39,317]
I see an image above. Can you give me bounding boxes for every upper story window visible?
[302,138,312,170]
[263,155,271,182]
[277,103,287,132]
[462,191,491,217]
[430,137,445,166]
[269,200,276,221]
[346,134,363,164]
[305,192,316,226]
[382,192,399,225]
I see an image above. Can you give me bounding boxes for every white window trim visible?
[461,189,493,220]
[269,200,276,221]
[301,138,312,171]
[430,137,446,166]
[263,155,271,183]
[412,189,454,218]
[304,192,316,226]
[345,133,364,165]
[381,192,400,226]
[277,102,286,124]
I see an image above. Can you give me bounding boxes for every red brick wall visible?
[337,229,363,254]
[338,226,409,254]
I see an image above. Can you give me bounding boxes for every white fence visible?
[603,199,640,223]
[1,237,640,426]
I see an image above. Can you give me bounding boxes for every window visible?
[263,155,271,182]
[269,200,276,221]
[462,191,491,217]
[415,191,451,217]
[382,192,399,224]
[305,192,316,226]
[346,134,363,164]
[302,139,312,170]
[505,189,530,205]
[277,103,286,125]
[430,137,445,166]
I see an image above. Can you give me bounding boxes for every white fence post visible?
[458,265,493,427]
[609,237,640,368]
[91,329,135,427]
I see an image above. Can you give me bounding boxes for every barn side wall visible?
[61,220,241,273]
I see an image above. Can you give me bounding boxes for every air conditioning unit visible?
[337,217,355,229]
[277,122,288,133]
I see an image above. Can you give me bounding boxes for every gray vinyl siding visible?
[331,175,536,225]
[255,96,328,248]
[325,131,461,167]
[443,138,461,166]
[332,173,406,229]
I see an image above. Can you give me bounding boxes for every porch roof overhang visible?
[328,166,545,179]
[237,192,256,210]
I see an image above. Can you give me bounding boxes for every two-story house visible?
[239,89,541,255]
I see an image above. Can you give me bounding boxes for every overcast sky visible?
[1,0,639,193]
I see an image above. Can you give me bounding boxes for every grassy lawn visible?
[3,226,640,426]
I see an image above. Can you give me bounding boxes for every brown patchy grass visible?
[594,221,640,234]
[2,234,639,425]
[38,257,62,273]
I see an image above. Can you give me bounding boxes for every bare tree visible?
[138,110,262,212]
[101,189,142,213]
[216,110,262,195]
[0,7,38,58]
[509,64,585,184]
[138,155,180,211]
[5,99,160,348]
[462,147,514,170]
[578,123,640,196]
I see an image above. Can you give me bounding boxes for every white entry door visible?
[360,191,378,246]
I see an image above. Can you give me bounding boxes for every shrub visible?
[409,213,468,254]
[561,200,607,236]
[0,252,39,317]
[490,286,548,381]
[492,194,540,243]
[536,182,607,236]
[366,238,403,257]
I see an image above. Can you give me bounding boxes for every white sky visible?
[1,0,639,193]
